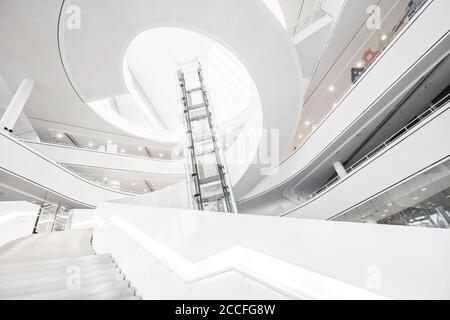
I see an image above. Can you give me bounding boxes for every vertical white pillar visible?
[0,79,34,132]
[333,161,348,179]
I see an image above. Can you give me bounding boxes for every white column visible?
[333,161,348,179]
[0,79,34,132]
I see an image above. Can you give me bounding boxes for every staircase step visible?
[0,247,94,256]
[0,229,137,300]
[82,288,137,300]
[120,295,142,300]
[0,271,125,299]
[0,262,118,283]
[0,254,112,271]
[0,251,95,263]
[7,280,131,300]
[0,260,114,279]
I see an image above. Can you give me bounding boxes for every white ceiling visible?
[125,27,253,131]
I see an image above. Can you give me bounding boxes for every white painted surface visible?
[59,0,303,197]
[0,201,38,246]
[0,79,34,131]
[111,181,190,210]
[0,229,140,300]
[88,202,450,299]
[287,103,450,220]
[293,15,334,78]
[241,0,450,201]
[25,140,185,177]
[0,131,132,208]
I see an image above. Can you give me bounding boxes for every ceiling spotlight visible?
[328,86,335,92]
[421,188,427,192]
[384,209,389,213]
[387,203,393,207]
[56,133,63,139]
[305,121,310,126]
[138,147,143,151]
[381,34,388,41]
[298,134,303,139]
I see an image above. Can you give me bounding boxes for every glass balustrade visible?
[288,0,429,157]
[281,92,450,215]
[334,159,450,229]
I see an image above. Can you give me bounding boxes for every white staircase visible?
[0,229,140,300]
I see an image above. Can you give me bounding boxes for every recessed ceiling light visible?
[332,103,338,108]
[56,133,63,139]
[104,177,108,181]
[159,153,164,157]
[107,140,112,144]
[382,214,386,217]
[328,86,335,92]
[384,209,389,213]
[143,189,148,193]
[387,203,393,207]
[421,188,427,192]
[120,149,125,153]
[298,134,303,139]
[381,34,388,41]
[305,121,310,126]
[138,147,143,151]
[88,142,94,147]
[356,62,363,68]
[131,182,136,186]
[413,196,419,200]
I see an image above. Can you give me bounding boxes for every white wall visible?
[88,202,450,300]
[0,201,38,246]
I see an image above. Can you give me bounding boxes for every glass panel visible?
[288,0,429,158]
[334,159,450,229]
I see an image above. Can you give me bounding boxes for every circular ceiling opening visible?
[122,27,258,131]
[87,27,262,147]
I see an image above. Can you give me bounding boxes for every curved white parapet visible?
[58,0,303,198]
[24,140,186,177]
[89,202,450,299]
[0,131,133,208]
[285,103,450,220]
[238,0,450,207]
